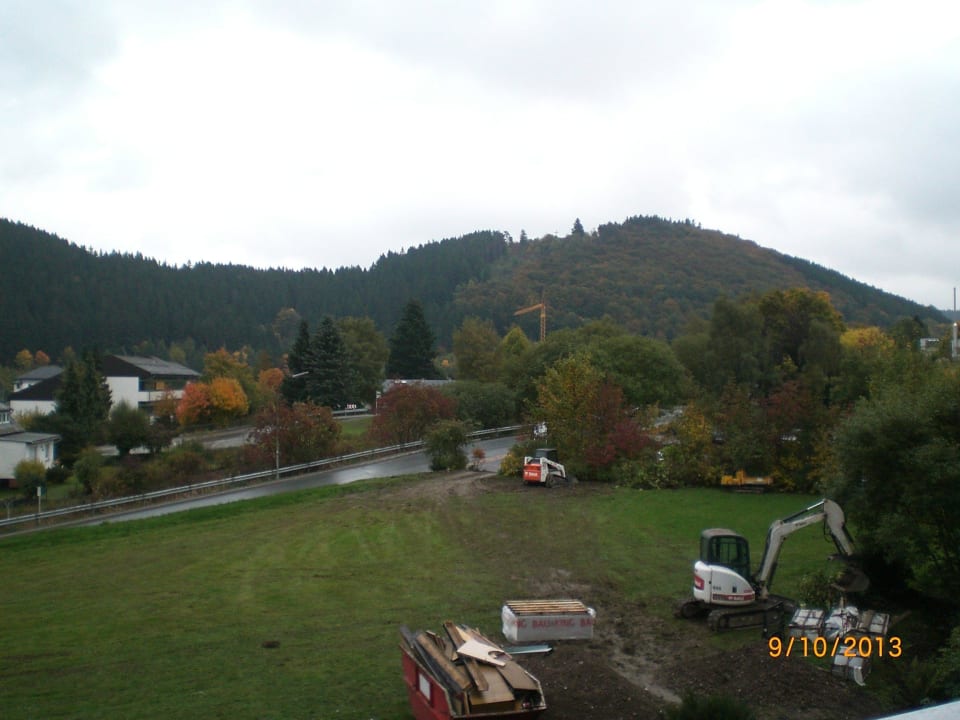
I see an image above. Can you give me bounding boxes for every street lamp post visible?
[274,399,280,481]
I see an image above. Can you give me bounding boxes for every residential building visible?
[101,355,199,414]
[9,355,200,418]
[0,402,59,485]
[12,365,62,393]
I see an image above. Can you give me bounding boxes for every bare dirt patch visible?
[377,472,893,719]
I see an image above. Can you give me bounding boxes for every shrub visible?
[424,420,469,471]
[934,625,960,699]
[614,457,674,489]
[73,447,104,494]
[117,456,147,493]
[92,467,128,500]
[163,442,209,480]
[664,693,756,720]
[137,460,169,492]
[45,465,71,485]
[796,569,839,609]
[498,440,541,477]
[14,460,47,500]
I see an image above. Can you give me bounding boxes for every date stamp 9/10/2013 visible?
[768,635,902,659]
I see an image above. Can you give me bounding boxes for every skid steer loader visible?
[522,448,568,488]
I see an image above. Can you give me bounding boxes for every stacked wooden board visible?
[399,622,547,720]
[501,599,596,642]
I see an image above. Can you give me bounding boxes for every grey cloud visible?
[249,0,744,101]
[0,0,116,95]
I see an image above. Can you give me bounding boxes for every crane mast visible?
[514,297,547,342]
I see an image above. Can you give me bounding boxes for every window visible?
[709,536,751,580]
[417,671,432,700]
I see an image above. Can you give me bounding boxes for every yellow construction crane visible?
[514,296,547,342]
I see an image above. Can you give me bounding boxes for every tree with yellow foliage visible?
[207,377,249,426]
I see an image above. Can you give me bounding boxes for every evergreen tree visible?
[572,217,585,235]
[306,316,349,409]
[49,350,112,464]
[386,300,439,379]
[56,350,112,433]
[281,320,311,403]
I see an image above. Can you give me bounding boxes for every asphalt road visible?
[80,436,515,525]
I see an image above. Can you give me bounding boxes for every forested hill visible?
[0,219,508,364]
[457,216,947,340]
[0,216,944,365]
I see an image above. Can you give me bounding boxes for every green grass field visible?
[338,414,371,440]
[0,480,831,719]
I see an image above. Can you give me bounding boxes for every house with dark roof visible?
[101,355,199,414]
[8,373,60,416]
[0,402,59,485]
[9,355,200,418]
[12,365,62,393]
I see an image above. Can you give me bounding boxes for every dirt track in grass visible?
[356,471,892,720]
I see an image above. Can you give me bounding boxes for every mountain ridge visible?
[0,215,945,366]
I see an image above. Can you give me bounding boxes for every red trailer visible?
[400,624,546,720]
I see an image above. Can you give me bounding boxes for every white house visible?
[8,375,58,416]
[9,355,200,418]
[100,355,199,413]
[0,402,59,485]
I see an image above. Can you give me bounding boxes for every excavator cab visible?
[680,499,871,629]
[700,529,752,584]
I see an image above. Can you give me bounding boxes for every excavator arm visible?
[754,499,863,599]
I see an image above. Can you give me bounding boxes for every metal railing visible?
[0,425,524,531]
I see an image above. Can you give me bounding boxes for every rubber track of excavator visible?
[707,595,798,635]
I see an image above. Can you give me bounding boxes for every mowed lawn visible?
[0,478,829,719]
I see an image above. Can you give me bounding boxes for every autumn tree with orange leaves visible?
[176,382,211,426]
[176,377,249,427]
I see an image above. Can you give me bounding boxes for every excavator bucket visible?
[832,565,870,594]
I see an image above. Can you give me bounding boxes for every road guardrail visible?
[0,425,525,531]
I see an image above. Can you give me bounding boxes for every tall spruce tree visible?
[306,316,349,409]
[56,350,112,429]
[386,299,439,378]
[50,349,113,464]
[281,320,311,403]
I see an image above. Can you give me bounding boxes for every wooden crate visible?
[501,599,595,642]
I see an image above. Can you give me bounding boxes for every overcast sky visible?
[2,1,958,309]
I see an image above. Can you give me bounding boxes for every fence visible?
[0,425,524,532]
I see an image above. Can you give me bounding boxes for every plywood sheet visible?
[505,599,590,615]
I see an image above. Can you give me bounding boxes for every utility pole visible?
[953,288,958,361]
